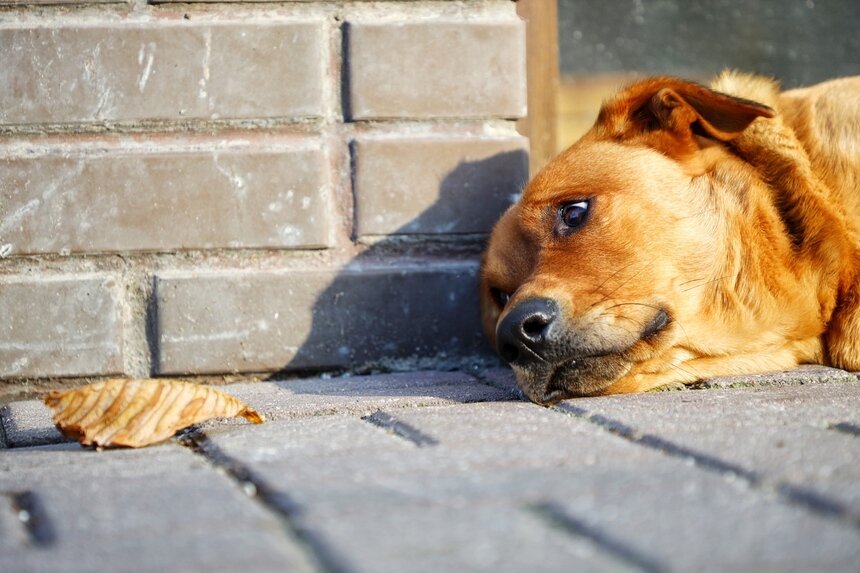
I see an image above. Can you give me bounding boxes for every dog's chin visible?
[512,354,631,405]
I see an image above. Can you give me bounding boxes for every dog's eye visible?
[559,200,590,229]
[490,288,511,308]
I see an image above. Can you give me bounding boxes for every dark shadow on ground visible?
[266,149,528,383]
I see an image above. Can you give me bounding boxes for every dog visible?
[480,71,860,405]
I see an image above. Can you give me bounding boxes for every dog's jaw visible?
[513,354,632,405]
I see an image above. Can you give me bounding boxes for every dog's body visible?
[480,72,860,404]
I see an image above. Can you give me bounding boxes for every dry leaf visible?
[44,379,264,448]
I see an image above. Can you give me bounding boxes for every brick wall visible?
[0,1,528,384]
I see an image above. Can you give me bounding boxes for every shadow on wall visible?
[268,148,529,379]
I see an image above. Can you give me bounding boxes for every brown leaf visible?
[43,379,264,448]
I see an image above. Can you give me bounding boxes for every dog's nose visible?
[495,298,558,366]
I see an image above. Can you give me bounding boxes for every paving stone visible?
[0,273,124,379]
[155,261,492,375]
[565,381,860,513]
[0,400,65,448]
[353,134,528,236]
[0,137,330,255]
[302,502,627,573]
[695,364,858,388]
[0,0,118,4]
[473,367,523,399]
[216,371,511,422]
[0,19,324,124]
[207,401,860,573]
[0,443,315,573]
[346,19,526,119]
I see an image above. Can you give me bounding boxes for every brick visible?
[214,371,510,422]
[696,364,858,388]
[568,382,860,513]
[0,274,123,379]
[353,135,528,236]
[154,261,493,375]
[0,137,329,255]
[0,400,65,448]
[0,0,119,4]
[0,444,315,572]
[0,20,324,125]
[346,20,527,119]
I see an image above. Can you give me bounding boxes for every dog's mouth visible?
[514,308,672,405]
[517,355,629,405]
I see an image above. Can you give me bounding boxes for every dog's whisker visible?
[679,275,734,292]
[589,258,641,299]
[665,360,699,382]
[603,314,645,327]
[591,257,660,309]
[602,301,662,312]
[600,321,639,339]
[678,276,708,287]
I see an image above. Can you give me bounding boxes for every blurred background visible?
[553,0,860,150]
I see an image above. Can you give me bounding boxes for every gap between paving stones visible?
[552,403,860,532]
[528,501,667,573]
[177,429,356,573]
[830,422,860,437]
[4,491,56,548]
[361,411,438,447]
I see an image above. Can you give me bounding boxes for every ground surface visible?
[2,366,859,573]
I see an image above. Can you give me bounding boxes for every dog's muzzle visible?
[495,297,670,404]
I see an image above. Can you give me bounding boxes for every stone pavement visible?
[1,367,859,573]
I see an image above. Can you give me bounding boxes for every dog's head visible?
[480,77,777,404]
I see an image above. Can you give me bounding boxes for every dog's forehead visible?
[522,141,667,206]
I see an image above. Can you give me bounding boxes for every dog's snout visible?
[495,298,558,366]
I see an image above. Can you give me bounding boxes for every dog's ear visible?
[647,84,775,142]
[597,78,775,151]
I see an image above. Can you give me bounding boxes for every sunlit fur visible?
[480,71,860,403]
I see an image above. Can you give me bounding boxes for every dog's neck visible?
[693,118,853,360]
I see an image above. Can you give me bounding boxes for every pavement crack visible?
[361,410,438,447]
[552,403,860,532]
[528,501,667,573]
[177,430,356,573]
[6,491,56,547]
[0,411,8,449]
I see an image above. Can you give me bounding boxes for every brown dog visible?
[480,71,860,404]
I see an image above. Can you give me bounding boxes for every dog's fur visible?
[480,71,860,404]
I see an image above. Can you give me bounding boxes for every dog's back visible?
[780,78,860,222]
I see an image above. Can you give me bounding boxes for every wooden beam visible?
[517,0,560,176]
